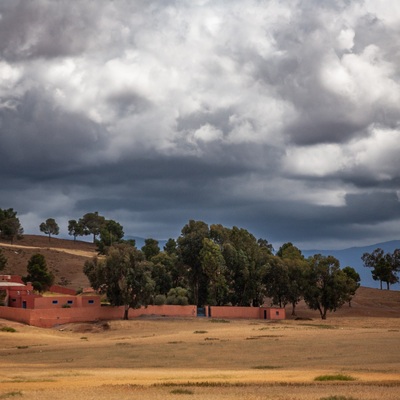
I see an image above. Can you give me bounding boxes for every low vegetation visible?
[314,374,357,382]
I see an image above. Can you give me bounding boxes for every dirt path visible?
[0,242,96,258]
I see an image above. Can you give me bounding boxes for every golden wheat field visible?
[1,316,400,400]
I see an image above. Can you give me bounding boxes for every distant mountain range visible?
[302,240,400,290]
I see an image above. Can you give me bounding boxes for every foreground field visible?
[1,317,399,400]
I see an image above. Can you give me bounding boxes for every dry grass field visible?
[1,235,400,399]
[1,316,400,400]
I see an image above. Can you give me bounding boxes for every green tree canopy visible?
[141,238,160,260]
[22,253,54,292]
[200,238,228,305]
[177,220,210,306]
[97,219,124,254]
[164,238,177,255]
[362,248,399,290]
[83,244,155,320]
[68,219,86,241]
[79,212,106,243]
[303,254,357,319]
[276,242,308,316]
[0,208,24,244]
[342,266,361,306]
[39,218,60,241]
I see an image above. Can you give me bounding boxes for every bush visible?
[166,287,189,305]
[319,397,358,400]
[1,326,16,332]
[314,374,356,381]
[154,294,166,305]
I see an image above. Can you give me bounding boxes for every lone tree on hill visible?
[79,212,106,243]
[39,218,59,241]
[68,219,86,241]
[83,244,155,320]
[23,253,54,292]
[303,254,359,319]
[362,248,399,290]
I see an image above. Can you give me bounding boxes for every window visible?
[67,300,73,304]
[52,300,58,304]
[275,311,279,316]
[88,300,94,304]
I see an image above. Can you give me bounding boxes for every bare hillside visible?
[0,235,96,289]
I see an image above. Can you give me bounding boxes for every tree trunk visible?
[318,305,327,319]
[387,281,390,290]
[291,302,296,316]
[380,280,382,290]
[123,306,129,320]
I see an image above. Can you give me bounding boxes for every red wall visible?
[209,306,285,320]
[0,304,197,328]
[49,285,77,295]
[209,306,261,319]
[0,303,283,328]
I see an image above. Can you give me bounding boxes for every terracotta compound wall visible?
[49,285,77,295]
[0,306,31,325]
[0,304,197,328]
[209,306,286,320]
[209,306,261,319]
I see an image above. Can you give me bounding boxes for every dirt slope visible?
[0,235,96,289]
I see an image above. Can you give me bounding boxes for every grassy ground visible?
[1,317,399,399]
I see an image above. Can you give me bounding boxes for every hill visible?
[0,235,97,289]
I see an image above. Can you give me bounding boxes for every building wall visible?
[32,295,100,309]
[0,306,31,325]
[209,306,286,320]
[49,285,77,296]
[209,306,262,319]
[0,304,198,328]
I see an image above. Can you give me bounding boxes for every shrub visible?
[170,388,194,395]
[154,294,166,305]
[319,396,358,400]
[314,374,356,381]
[166,287,189,305]
[1,326,16,332]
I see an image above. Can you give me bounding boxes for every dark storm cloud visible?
[1,0,400,249]
[0,89,110,178]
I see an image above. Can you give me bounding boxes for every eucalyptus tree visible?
[303,254,357,319]
[276,242,308,316]
[177,220,210,306]
[83,244,154,320]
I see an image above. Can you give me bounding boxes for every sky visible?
[1,0,400,250]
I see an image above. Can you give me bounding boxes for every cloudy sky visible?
[1,0,400,250]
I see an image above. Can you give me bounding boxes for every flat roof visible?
[0,283,25,287]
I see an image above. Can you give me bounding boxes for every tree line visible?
[2,208,400,320]
[83,219,364,320]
